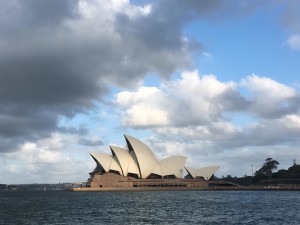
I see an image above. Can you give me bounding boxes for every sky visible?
[1,0,300,184]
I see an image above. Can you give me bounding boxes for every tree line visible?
[224,158,300,186]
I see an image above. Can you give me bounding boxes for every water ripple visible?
[0,190,299,225]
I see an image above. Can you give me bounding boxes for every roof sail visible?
[110,145,140,177]
[124,134,159,178]
[196,166,220,180]
[89,152,122,175]
[160,156,187,178]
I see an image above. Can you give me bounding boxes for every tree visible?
[255,158,279,179]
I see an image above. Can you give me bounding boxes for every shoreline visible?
[69,186,300,192]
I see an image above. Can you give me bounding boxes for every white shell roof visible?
[151,162,172,177]
[196,166,220,180]
[90,134,219,180]
[160,156,187,178]
[89,152,122,175]
[110,145,140,177]
[124,134,159,178]
[185,166,219,180]
[185,166,197,178]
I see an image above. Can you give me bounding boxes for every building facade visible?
[86,134,219,189]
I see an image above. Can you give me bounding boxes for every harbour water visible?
[1,190,299,224]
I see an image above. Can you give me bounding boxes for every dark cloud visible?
[215,88,250,112]
[113,0,230,76]
[276,0,300,32]
[1,0,298,153]
[0,0,95,152]
[78,138,103,147]
[0,0,207,152]
[0,38,106,152]
[247,96,300,119]
[0,0,78,38]
[24,0,78,26]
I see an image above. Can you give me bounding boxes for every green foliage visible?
[288,164,300,178]
[223,158,299,186]
[255,158,279,179]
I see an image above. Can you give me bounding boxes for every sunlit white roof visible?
[110,145,140,177]
[185,166,197,178]
[124,134,159,178]
[151,161,172,177]
[89,134,219,180]
[185,166,219,180]
[160,156,187,178]
[89,152,122,175]
[196,166,220,180]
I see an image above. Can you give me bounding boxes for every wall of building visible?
[88,173,208,189]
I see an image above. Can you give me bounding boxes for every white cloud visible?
[241,74,298,118]
[282,114,300,128]
[241,74,296,99]
[1,132,98,183]
[9,141,66,164]
[125,105,168,127]
[116,70,240,127]
[116,71,300,127]
[116,86,169,126]
[113,71,300,177]
[286,34,300,51]
[116,87,162,106]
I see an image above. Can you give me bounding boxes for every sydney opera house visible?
[84,135,219,190]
